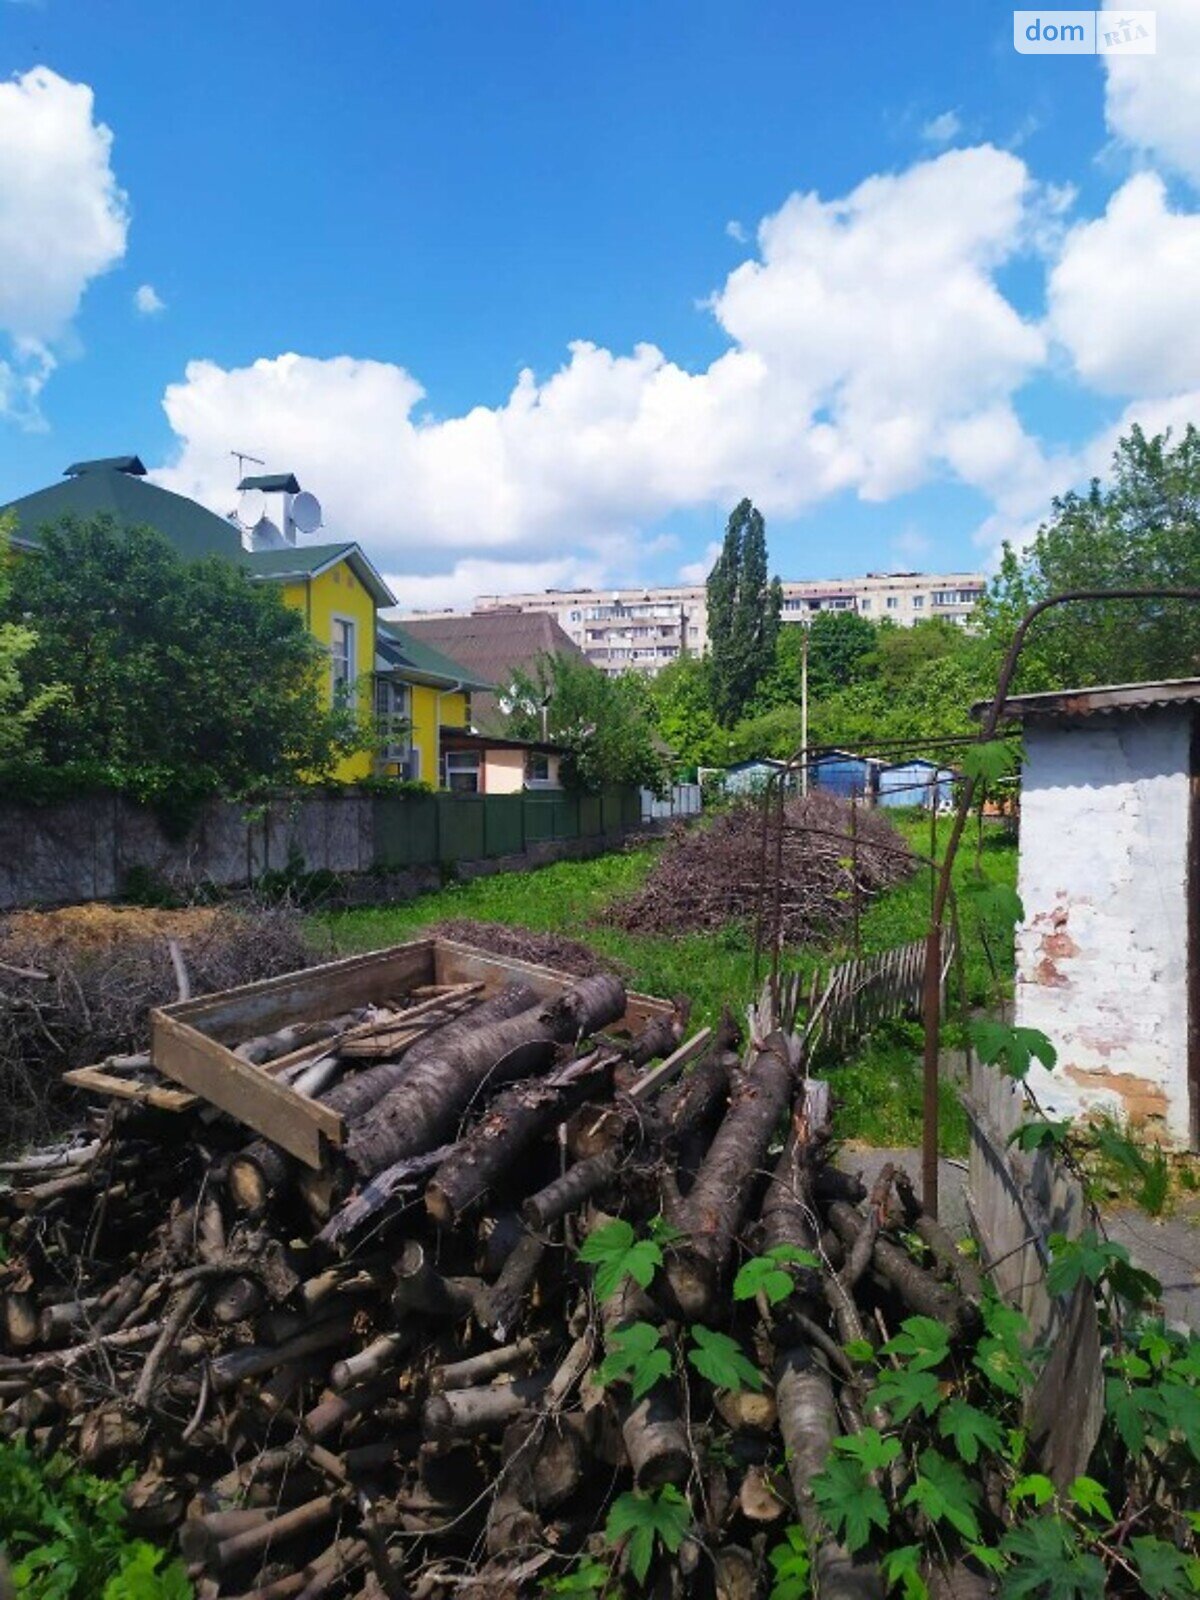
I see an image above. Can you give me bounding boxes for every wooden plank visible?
[63,1065,197,1114]
[628,1028,713,1101]
[151,1011,344,1168]
[162,940,436,1043]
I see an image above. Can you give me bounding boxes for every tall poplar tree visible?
[705,498,783,725]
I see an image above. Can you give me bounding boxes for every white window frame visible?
[525,752,555,788]
[444,749,481,793]
[330,615,356,698]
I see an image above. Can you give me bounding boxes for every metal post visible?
[921,924,941,1219]
[850,791,860,956]
[801,629,809,798]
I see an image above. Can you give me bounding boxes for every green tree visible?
[506,652,667,794]
[0,515,61,760]
[978,423,1200,689]
[648,656,726,770]
[706,498,782,725]
[5,516,366,824]
[807,610,878,698]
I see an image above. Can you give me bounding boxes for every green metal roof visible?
[239,472,300,493]
[65,455,147,477]
[2,465,244,560]
[377,618,494,692]
[242,542,396,607]
[2,465,395,607]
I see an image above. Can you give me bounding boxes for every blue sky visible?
[2,1,1199,604]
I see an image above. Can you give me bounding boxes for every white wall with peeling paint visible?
[1015,710,1192,1146]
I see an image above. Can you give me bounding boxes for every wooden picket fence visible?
[809,931,956,1057]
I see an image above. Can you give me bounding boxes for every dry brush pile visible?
[0,966,997,1600]
[610,793,913,945]
[0,904,316,1150]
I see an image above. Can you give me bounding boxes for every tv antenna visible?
[231,449,265,482]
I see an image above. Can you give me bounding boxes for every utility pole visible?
[801,626,809,797]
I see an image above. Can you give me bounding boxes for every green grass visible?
[316,810,1018,1155]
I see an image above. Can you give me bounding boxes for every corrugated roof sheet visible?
[976,677,1200,722]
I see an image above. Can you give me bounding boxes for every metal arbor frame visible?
[752,588,1200,1218]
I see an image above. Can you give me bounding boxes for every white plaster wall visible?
[1015,712,1192,1145]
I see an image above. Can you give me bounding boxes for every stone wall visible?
[0,788,649,912]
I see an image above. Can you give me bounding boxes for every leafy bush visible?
[0,1442,190,1599]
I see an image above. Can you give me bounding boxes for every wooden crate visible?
[150,938,671,1169]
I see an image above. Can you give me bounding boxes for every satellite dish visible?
[251,515,284,549]
[290,490,323,535]
[239,487,266,527]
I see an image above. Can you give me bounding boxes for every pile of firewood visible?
[611,791,913,945]
[0,969,982,1599]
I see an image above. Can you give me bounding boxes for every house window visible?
[331,618,355,697]
[444,750,481,793]
[886,597,899,611]
[860,599,871,612]
[526,752,553,786]
[375,678,411,758]
[912,595,925,609]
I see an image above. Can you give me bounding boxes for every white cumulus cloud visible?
[1103,0,1200,186]
[0,67,128,422]
[134,283,165,316]
[1048,173,1200,396]
[155,146,1055,605]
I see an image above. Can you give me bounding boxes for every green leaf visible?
[902,1450,980,1541]
[843,1338,875,1365]
[1008,1473,1055,1508]
[967,1544,1007,1575]
[733,1245,819,1306]
[963,879,1025,927]
[1066,1476,1113,1523]
[687,1326,763,1392]
[103,1545,192,1600]
[768,1524,811,1600]
[543,1559,610,1596]
[1046,1229,1160,1304]
[811,1457,889,1554]
[832,1427,901,1475]
[999,1518,1106,1600]
[962,740,1017,785]
[1129,1537,1200,1600]
[604,1486,690,1585]
[1008,1118,1071,1152]
[880,1315,951,1373]
[970,1020,1057,1081]
[937,1399,1004,1465]
[866,1366,942,1421]
[882,1544,929,1600]
[595,1321,673,1401]
[579,1220,663,1302]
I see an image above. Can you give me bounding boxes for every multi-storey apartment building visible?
[471,570,986,676]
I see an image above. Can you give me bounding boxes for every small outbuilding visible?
[722,758,792,796]
[994,678,1200,1149]
[809,749,884,801]
[877,757,957,812]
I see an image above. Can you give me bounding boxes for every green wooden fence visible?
[373,786,641,870]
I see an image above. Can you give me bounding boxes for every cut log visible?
[665,1032,798,1320]
[828,1201,978,1338]
[776,1345,884,1600]
[422,1370,552,1439]
[599,1262,690,1490]
[425,1050,615,1226]
[346,974,627,1178]
[391,1241,482,1320]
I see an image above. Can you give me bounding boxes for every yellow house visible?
[375,619,494,785]
[242,541,396,781]
[0,455,421,785]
